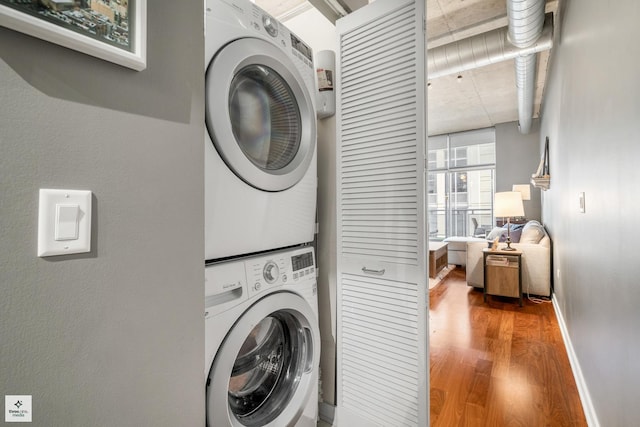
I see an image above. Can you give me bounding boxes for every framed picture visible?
[0,0,146,71]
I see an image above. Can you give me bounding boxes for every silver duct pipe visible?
[508,0,547,133]
[514,52,536,133]
[515,54,537,133]
[427,16,553,79]
[426,1,550,134]
[507,0,546,48]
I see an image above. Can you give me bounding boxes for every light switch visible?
[38,189,92,257]
[55,204,80,240]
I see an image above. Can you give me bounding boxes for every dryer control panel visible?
[246,4,314,69]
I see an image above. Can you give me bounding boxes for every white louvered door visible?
[335,1,427,426]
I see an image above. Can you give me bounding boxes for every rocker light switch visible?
[38,189,92,257]
[55,204,80,240]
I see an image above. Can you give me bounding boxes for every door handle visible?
[362,267,385,276]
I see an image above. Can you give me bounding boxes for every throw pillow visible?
[486,227,506,241]
[520,221,545,244]
[499,228,523,243]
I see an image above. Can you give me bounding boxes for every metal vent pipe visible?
[515,54,537,132]
[508,0,547,133]
[427,15,553,79]
[507,0,546,48]
[426,0,550,134]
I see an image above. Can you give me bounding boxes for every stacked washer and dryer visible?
[204,0,320,426]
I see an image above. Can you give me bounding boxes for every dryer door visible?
[207,292,319,427]
[205,38,316,192]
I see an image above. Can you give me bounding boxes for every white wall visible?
[0,3,205,425]
[539,0,640,425]
[285,7,338,52]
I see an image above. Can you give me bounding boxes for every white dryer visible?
[205,246,320,427]
[205,0,318,262]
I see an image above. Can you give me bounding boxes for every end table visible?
[482,248,523,306]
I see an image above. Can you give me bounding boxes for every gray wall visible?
[539,0,640,425]
[0,3,205,425]
[495,120,543,222]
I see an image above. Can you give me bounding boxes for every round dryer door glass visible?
[229,65,301,171]
[228,312,308,426]
[205,38,316,192]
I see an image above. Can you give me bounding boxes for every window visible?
[427,128,496,240]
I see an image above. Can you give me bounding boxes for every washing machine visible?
[205,0,318,262]
[205,246,320,427]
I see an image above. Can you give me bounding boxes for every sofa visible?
[465,220,551,297]
[442,236,486,266]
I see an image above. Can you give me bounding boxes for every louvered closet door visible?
[335,0,427,426]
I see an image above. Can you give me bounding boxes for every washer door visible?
[207,292,319,427]
[206,38,316,192]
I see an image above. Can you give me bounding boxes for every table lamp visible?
[494,191,524,251]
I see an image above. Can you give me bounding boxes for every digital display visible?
[290,34,312,62]
[291,252,313,271]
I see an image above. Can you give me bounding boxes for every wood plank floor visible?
[429,267,587,426]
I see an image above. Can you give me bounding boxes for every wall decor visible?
[531,136,550,190]
[0,0,146,71]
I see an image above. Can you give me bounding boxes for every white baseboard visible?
[319,402,335,425]
[552,295,600,427]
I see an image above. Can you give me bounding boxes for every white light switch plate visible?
[38,189,92,257]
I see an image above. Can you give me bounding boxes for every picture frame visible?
[0,0,146,71]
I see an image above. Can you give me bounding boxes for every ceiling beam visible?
[308,0,349,24]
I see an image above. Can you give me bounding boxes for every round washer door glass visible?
[206,38,316,192]
[228,313,305,425]
[207,293,319,427]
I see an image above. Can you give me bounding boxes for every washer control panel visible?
[205,246,316,318]
[245,247,315,298]
[262,261,280,284]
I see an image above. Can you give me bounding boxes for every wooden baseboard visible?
[552,295,600,427]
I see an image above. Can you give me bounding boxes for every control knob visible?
[263,261,279,284]
[262,15,278,37]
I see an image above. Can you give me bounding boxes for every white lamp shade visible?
[494,191,525,217]
[512,184,531,201]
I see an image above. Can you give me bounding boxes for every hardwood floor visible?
[429,267,587,426]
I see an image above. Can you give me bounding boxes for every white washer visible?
[205,0,318,262]
[205,246,320,427]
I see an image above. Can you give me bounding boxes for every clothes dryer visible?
[205,0,317,262]
[205,246,320,426]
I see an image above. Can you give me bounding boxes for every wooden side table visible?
[483,248,523,306]
[428,242,448,279]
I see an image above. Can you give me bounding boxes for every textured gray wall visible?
[539,0,640,425]
[496,120,543,222]
[0,3,205,426]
